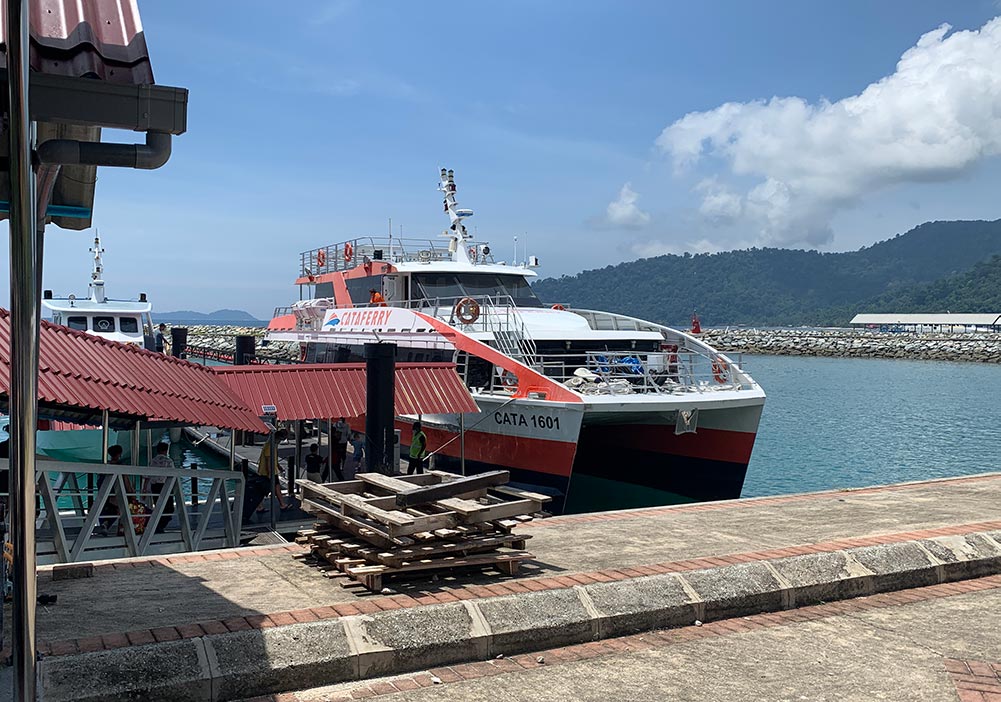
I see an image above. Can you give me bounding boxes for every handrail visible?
[1,457,246,564]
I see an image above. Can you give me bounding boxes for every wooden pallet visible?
[293,471,547,591]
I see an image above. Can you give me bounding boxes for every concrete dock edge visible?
[34,530,1001,701]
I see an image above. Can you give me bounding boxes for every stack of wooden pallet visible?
[295,470,548,592]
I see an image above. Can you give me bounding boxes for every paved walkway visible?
[6,471,1001,655]
[245,575,1001,701]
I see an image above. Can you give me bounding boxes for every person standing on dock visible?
[145,442,176,534]
[154,323,170,354]
[304,443,332,483]
[257,429,289,511]
[333,417,350,479]
[95,445,125,535]
[348,431,365,477]
[407,421,428,475]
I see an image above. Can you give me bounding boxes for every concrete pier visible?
[4,472,1001,700]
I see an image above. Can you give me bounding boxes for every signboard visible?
[261,404,277,415]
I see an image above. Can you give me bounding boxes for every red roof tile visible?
[211,363,479,422]
[0,309,267,432]
[0,0,153,83]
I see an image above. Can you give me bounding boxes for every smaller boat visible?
[35,233,159,461]
[42,233,156,348]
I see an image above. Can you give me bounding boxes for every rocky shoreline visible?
[180,324,1001,366]
[702,328,1001,364]
[183,325,299,362]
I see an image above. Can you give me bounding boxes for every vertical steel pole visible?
[6,0,39,696]
[459,413,466,476]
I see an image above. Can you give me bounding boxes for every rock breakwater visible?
[182,325,299,362]
[702,328,1001,364]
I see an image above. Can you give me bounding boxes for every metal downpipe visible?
[36,130,172,170]
[5,0,39,696]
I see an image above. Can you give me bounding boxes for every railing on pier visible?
[1,458,245,564]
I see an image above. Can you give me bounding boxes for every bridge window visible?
[67,316,87,331]
[120,317,140,333]
[93,316,116,332]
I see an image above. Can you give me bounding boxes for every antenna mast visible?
[438,168,474,264]
[89,232,106,303]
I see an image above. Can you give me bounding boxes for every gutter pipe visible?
[37,130,172,169]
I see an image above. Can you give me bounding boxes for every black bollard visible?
[365,343,396,474]
[170,327,188,359]
[235,335,256,366]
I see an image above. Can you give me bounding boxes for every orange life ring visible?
[551,303,566,311]
[454,297,481,324]
[711,358,729,384]
[316,249,326,268]
[344,242,353,263]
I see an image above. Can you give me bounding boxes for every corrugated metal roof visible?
[212,363,479,422]
[850,314,1001,326]
[394,364,479,416]
[0,309,268,432]
[0,0,153,83]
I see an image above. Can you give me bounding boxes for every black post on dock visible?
[235,335,256,446]
[365,343,396,475]
[170,327,188,359]
[234,335,255,366]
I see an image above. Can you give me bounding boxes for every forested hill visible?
[531,220,1001,327]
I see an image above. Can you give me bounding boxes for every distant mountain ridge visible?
[531,220,1001,327]
[156,309,262,323]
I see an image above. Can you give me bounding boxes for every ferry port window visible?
[412,273,542,307]
[344,275,384,305]
[119,317,140,333]
[67,316,88,331]
[93,316,116,333]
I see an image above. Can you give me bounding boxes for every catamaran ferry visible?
[267,169,766,513]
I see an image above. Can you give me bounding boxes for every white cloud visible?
[696,178,743,223]
[604,182,651,228]
[656,17,1001,247]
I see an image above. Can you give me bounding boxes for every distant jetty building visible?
[850,313,1001,333]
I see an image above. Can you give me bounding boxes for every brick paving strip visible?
[947,658,1001,702]
[239,574,1001,702]
[26,516,1001,659]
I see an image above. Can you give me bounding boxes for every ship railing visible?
[299,236,496,276]
[563,307,757,388]
[0,457,245,565]
[402,293,540,368]
[529,349,748,395]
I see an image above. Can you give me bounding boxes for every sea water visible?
[741,354,1001,497]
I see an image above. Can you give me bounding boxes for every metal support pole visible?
[268,431,277,531]
[459,413,466,476]
[131,422,141,496]
[229,432,236,471]
[6,0,40,696]
[100,411,110,462]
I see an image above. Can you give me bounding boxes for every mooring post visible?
[365,343,396,475]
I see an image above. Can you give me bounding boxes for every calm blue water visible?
[741,354,1001,497]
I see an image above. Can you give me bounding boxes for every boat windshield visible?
[412,273,542,307]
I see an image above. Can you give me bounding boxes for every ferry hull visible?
[389,399,763,515]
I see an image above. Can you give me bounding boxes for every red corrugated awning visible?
[211,363,479,422]
[0,309,268,432]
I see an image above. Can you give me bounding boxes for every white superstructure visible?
[43,233,155,347]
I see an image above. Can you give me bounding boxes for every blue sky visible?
[5,1,1001,318]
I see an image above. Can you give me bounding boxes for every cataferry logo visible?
[323,314,341,328]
